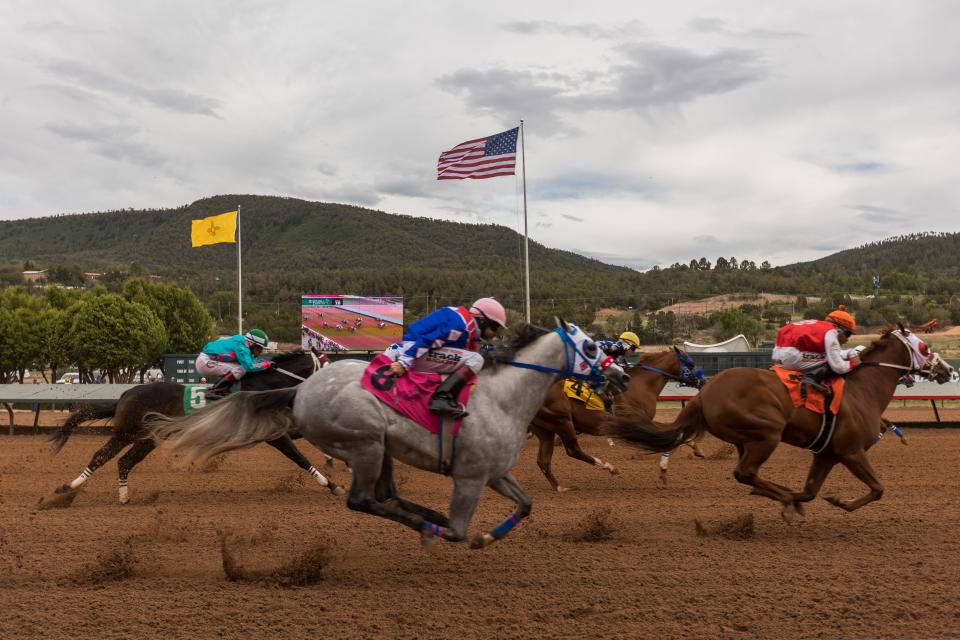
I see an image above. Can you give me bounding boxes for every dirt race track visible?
[3,422,960,639]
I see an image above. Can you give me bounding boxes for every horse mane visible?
[269,349,307,364]
[483,323,551,371]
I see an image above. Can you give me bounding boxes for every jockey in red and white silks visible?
[772,311,862,375]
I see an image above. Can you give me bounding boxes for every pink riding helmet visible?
[469,297,507,327]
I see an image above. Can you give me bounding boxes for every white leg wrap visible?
[118,481,129,505]
[308,466,329,486]
[69,467,93,489]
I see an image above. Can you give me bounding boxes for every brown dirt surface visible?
[2,428,960,639]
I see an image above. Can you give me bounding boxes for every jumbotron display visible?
[301,295,403,352]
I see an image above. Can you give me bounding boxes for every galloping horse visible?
[50,350,343,504]
[529,347,703,491]
[606,327,953,521]
[149,321,630,548]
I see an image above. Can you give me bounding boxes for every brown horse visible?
[606,327,953,521]
[529,347,704,491]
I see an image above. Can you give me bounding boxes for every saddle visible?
[772,365,845,415]
[360,354,475,475]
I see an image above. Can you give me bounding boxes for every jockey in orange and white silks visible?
[384,297,507,418]
[772,306,863,386]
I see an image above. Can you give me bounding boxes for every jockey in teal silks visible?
[196,328,272,398]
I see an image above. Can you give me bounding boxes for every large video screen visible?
[301,295,404,352]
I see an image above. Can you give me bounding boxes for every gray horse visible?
[149,320,629,549]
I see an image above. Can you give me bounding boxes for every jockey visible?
[597,331,641,366]
[772,306,863,392]
[385,297,507,418]
[196,328,272,398]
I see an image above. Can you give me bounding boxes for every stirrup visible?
[429,396,469,418]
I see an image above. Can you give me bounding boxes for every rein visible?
[500,327,607,386]
[272,350,322,383]
[858,330,936,378]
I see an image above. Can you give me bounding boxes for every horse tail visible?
[147,388,299,466]
[51,404,117,454]
[604,397,708,453]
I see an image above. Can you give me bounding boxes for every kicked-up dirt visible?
[1,427,959,639]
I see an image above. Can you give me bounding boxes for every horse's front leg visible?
[419,476,486,549]
[471,473,532,549]
[824,450,884,512]
[788,454,839,519]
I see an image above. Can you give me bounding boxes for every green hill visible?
[0,194,627,274]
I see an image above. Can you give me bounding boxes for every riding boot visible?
[428,370,471,419]
[205,373,237,400]
[800,364,830,400]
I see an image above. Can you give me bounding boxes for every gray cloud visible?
[560,213,584,222]
[690,18,803,39]
[847,204,909,223]
[437,42,767,133]
[45,60,222,116]
[533,173,662,201]
[693,234,718,243]
[373,177,433,199]
[577,250,650,270]
[46,121,167,168]
[501,20,645,39]
[832,162,888,173]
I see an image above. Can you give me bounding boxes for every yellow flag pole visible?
[237,205,243,334]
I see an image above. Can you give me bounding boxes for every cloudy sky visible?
[1,1,958,269]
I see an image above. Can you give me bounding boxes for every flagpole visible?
[520,120,530,323]
[237,205,243,334]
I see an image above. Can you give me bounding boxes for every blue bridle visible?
[502,326,607,387]
[634,350,704,388]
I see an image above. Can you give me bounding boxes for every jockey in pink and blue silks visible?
[384,297,507,418]
[196,329,273,398]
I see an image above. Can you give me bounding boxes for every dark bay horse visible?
[606,327,953,521]
[529,347,703,491]
[50,350,344,504]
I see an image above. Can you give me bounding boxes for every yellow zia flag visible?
[191,210,237,247]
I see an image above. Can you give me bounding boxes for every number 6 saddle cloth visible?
[771,365,845,415]
[360,354,476,435]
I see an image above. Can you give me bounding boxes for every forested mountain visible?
[0,195,626,273]
[2,195,959,340]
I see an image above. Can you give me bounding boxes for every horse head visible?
[554,316,630,394]
[672,346,706,389]
[861,325,953,384]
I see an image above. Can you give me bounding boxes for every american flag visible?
[437,127,519,180]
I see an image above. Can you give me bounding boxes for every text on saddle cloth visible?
[360,354,476,436]
[562,378,605,412]
[771,365,845,415]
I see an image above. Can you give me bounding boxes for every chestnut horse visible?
[606,327,953,521]
[529,347,703,491]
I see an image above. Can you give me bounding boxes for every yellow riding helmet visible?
[619,331,641,348]
[825,305,857,334]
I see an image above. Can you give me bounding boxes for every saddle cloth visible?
[772,365,844,415]
[360,354,475,435]
[562,378,605,411]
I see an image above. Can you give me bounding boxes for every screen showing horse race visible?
[301,295,404,352]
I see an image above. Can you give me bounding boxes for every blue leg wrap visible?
[889,423,903,438]
[490,511,522,540]
[425,522,444,537]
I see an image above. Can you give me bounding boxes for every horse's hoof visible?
[54,484,72,494]
[659,470,668,487]
[823,495,845,509]
[899,437,909,446]
[323,458,335,472]
[556,486,573,493]
[329,484,346,497]
[470,533,493,549]
[781,503,804,524]
[692,448,706,459]
[607,438,615,447]
[420,530,439,551]
[606,465,619,476]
